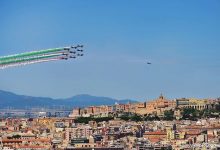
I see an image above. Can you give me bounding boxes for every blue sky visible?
[0,0,219,101]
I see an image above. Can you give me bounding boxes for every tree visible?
[75,117,92,124]
[181,108,201,121]
[130,114,143,122]
[93,117,114,122]
[163,110,174,121]
[118,113,143,122]
[119,115,130,121]
[12,134,21,139]
[144,114,160,121]
[74,116,114,124]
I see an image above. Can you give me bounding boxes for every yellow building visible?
[135,94,176,116]
[37,118,56,130]
[176,98,214,110]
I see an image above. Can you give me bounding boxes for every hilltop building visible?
[176,98,217,110]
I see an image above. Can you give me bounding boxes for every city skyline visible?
[0,0,219,100]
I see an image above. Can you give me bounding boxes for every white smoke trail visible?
[0,57,63,69]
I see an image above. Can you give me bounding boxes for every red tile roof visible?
[17,145,46,148]
[144,131,166,135]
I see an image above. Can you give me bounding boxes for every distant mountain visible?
[0,90,138,109]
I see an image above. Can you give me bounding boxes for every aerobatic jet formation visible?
[0,45,84,69]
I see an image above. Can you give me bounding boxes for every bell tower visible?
[159,93,164,99]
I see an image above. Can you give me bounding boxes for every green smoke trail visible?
[0,47,65,62]
[0,54,62,65]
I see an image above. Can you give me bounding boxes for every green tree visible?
[163,110,174,121]
[144,114,160,121]
[75,117,92,124]
[130,114,143,122]
[93,117,114,122]
[181,108,201,121]
[119,115,130,121]
[118,113,143,122]
[75,116,115,124]
[12,134,21,139]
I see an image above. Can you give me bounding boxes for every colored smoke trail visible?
[0,45,84,69]
[0,58,61,69]
[0,47,64,61]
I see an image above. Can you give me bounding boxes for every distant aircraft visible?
[69,51,76,54]
[77,54,84,56]
[146,59,152,64]
[61,57,68,60]
[77,45,83,48]
[62,53,68,56]
[64,47,70,50]
[71,45,84,49]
